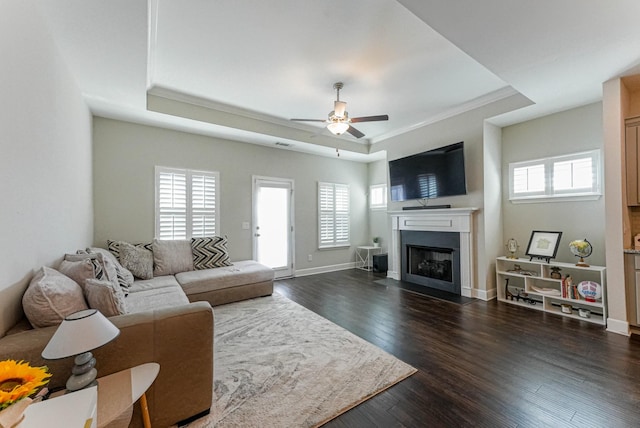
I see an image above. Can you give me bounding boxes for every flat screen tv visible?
[389,142,467,202]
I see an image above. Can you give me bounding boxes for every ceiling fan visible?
[291,82,389,138]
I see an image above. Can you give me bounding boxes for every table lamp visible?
[42,309,120,392]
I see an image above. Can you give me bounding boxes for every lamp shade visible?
[42,309,120,360]
[327,121,350,135]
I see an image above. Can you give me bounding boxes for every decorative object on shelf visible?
[578,308,591,318]
[525,230,562,263]
[550,266,562,279]
[577,280,602,302]
[504,278,537,304]
[372,237,380,248]
[569,238,592,267]
[531,286,561,296]
[0,359,51,427]
[505,238,519,259]
[561,304,573,314]
[506,264,537,276]
[42,309,120,392]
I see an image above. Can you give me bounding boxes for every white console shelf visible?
[496,257,607,326]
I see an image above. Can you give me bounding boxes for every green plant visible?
[373,237,380,243]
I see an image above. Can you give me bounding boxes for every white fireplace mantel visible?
[388,208,478,298]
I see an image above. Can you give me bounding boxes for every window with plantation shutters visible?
[155,167,219,240]
[318,182,350,248]
[508,150,601,203]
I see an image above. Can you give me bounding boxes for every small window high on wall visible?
[155,166,219,239]
[509,150,601,203]
[369,184,387,210]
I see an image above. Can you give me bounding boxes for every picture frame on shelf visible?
[525,230,562,263]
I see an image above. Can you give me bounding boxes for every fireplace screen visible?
[408,245,453,283]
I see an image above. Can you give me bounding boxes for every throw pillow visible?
[191,236,233,270]
[84,278,127,317]
[88,247,134,289]
[107,240,153,261]
[120,241,154,279]
[64,252,119,286]
[152,239,194,276]
[22,266,88,328]
[58,258,96,291]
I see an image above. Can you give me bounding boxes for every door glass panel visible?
[257,186,289,269]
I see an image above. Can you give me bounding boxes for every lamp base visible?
[66,351,98,392]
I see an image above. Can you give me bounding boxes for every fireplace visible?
[389,208,477,298]
[401,230,461,294]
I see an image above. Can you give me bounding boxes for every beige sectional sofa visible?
[0,238,274,427]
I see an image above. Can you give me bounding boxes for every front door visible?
[252,176,294,279]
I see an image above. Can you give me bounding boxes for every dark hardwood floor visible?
[274,269,640,428]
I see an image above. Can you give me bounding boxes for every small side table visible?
[356,246,382,271]
[97,362,160,428]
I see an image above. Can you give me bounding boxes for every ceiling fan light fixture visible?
[327,121,350,135]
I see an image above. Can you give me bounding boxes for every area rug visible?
[183,292,416,427]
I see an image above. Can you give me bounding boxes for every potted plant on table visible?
[372,237,380,248]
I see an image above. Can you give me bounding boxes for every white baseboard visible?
[294,262,356,277]
[473,287,496,301]
[606,318,630,336]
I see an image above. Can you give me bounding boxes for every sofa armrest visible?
[0,301,214,428]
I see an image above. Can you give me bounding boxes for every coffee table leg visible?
[140,393,151,428]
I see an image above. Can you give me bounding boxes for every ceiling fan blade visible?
[334,101,347,118]
[350,114,389,123]
[290,118,327,122]
[347,125,365,139]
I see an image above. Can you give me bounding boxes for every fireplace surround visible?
[389,208,478,298]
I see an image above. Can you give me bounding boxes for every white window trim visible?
[509,149,602,204]
[155,166,220,239]
[318,182,351,249]
[369,183,388,210]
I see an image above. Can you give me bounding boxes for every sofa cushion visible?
[125,285,190,314]
[191,236,233,269]
[84,278,127,316]
[120,241,154,280]
[175,260,274,296]
[22,267,88,328]
[128,275,181,293]
[152,239,194,276]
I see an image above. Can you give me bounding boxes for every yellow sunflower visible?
[0,360,52,410]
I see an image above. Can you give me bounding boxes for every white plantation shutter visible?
[509,150,601,202]
[191,173,217,237]
[318,182,350,248]
[157,170,187,239]
[156,167,219,239]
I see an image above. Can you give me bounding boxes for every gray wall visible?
[0,1,93,335]
[368,158,389,252]
[92,118,369,272]
[502,102,605,266]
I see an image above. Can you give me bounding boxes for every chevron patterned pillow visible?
[191,236,233,270]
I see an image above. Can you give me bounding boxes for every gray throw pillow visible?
[84,278,127,316]
[22,267,89,328]
[153,239,194,276]
[120,241,154,279]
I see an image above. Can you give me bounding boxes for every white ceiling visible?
[35,0,640,161]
